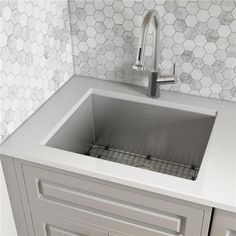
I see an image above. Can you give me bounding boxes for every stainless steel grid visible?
[89,145,199,181]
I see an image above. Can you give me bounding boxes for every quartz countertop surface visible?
[1,75,236,213]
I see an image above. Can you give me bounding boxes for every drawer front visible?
[22,164,205,235]
[38,179,181,232]
[32,209,176,236]
[32,210,108,236]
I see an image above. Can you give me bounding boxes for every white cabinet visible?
[210,210,236,236]
[1,158,212,236]
[21,163,211,236]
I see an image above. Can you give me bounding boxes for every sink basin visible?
[44,89,216,180]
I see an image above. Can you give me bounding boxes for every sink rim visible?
[41,87,217,181]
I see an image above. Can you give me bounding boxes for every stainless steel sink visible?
[45,90,216,180]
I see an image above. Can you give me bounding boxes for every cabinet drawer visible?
[22,164,207,236]
[32,209,176,236]
[32,210,108,236]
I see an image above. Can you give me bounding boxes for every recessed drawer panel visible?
[22,164,206,236]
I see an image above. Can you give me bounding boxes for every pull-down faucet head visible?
[132,63,145,71]
[133,9,160,72]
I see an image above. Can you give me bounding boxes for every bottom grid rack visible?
[89,145,199,181]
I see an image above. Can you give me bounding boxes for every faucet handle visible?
[157,63,177,84]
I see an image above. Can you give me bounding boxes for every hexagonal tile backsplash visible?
[0,0,73,143]
[69,0,236,102]
[1,0,236,144]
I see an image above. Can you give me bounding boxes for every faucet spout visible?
[133,10,160,72]
[133,9,176,98]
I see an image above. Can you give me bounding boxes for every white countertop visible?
[1,76,236,213]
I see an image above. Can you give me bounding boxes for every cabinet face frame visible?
[1,156,212,236]
[1,156,34,236]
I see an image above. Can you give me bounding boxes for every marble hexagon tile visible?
[1,0,236,144]
[69,0,236,102]
[0,0,74,143]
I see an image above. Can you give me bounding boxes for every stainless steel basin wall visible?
[47,95,94,155]
[47,94,215,168]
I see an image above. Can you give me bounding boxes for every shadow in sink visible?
[45,91,216,181]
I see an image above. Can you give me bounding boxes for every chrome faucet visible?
[133,9,177,97]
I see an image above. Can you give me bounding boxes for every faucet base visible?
[148,72,160,97]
